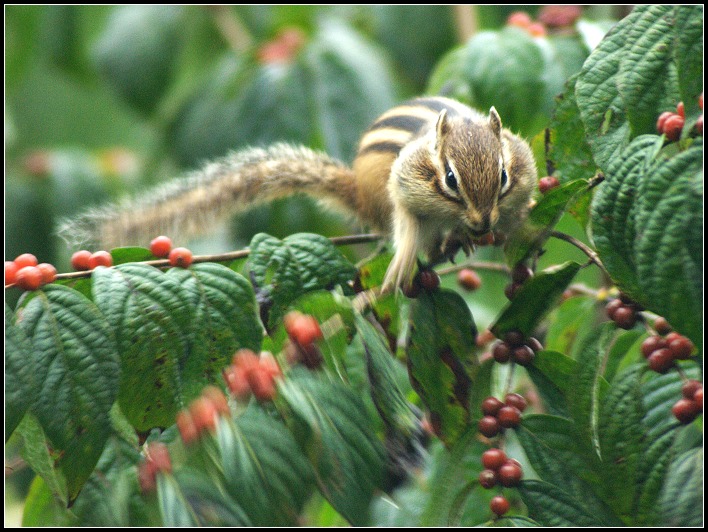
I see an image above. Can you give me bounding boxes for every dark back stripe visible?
[358,141,405,156]
[370,114,427,134]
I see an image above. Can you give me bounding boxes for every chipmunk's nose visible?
[467,209,498,235]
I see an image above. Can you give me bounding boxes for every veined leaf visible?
[524,350,575,418]
[15,284,119,499]
[674,6,704,119]
[659,447,703,526]
[5,304,37,438]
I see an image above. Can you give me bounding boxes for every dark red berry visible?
[481,448,507,470]
[605,298,623,320]
[511,263,533,284]
[663,114,684,141]
[497,406,522,428]
[641,335,667,358]
[504,330,524,348]
[672,398,700,424]
[479,469,497,489]
[652,317,672,335]
[478,416,501,438]
[168,247,193,268]
[647,348,674,374]
[498,460,523,487]
[526,337,543,353]
[656,111,674,133]
[458,268,482,291]
[490,495,510,517]
[150,235,172,258]
[504,393,528,412]
[695,114,703,135]
[694,388,703,412]
[612,305,637,329]
[492,341,511,363]
[504,282,521,300]
[538,176,560,194]
[481,396,505,417]
[512,345,535,366]
[681,380,702,400]
[668,336,694,360]
[418,270,440,291]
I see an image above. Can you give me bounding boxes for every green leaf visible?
[15,284,119,499]
[524,350,575,417]
[92,263,192,430]
[5,304,37,438]
[491,261,581,340]
[167,263,262,401]
[617,6,679,136]
[659,447,703,526]
[21,475,75,527]
[407,289,478,446]
[92,6,185,114]
[543,295,597,356]
[518,479,623,526]
[17,415,68,505]
[157,473,200,527]
[214,408,314,526]
[278,370,386,525]
[110,246,155,265]
[674,6,704,119]
[248,232,356,328]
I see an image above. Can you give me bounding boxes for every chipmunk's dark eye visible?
[445,170,458,192]
[500,167,509,194]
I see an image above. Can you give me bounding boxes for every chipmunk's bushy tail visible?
[57,144,359,249]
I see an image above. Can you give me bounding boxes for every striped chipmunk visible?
[58,96,537,293]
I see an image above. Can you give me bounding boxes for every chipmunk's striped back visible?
[352,97,481,231]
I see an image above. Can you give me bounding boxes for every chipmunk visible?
[58,96,537,292]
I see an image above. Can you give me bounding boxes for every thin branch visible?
[206,6,253,54]
[453,5,478,43]
[436,260,511,277]
[549,230,610,279]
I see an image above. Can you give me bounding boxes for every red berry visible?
[676,101,685,118]
[137,461,157,493]
[512,345,535,366]
[538,176,560,194]
[176,410,199,444]
[672,398,700,424]
[88,250,113,269]
[507,11,532,29]
[71,250,92,271]
[37,263,57,285]
[478,416,501,438]
[481,396,505,417]
[641,335,667,358]
[202,385,230,416]
[656,111,674,133]
[479,469,497,489]
[457,268,482,291]
[15,266,43,291]
[504,282,521,300]
[482,448,507,470]
[150,235,172,258]
[505,393,528,412]
[511,263,533,284]
[694,388,703,412]
[497,406,522,428]
[168,247,193,268]
[653,317,672,335]
[528,21,547,37]
[233,348,260,371]
[5,261,19,285]
[504,330,524,348]
[259,353,283,379]
[695,114,703,135]
[527,337,543,353]
[146,442,172,474]
[284,312,323,347]
[490,495,510,517]
[663,114,685,141]
[190,396,218,434]
[14,253,38,269]
[418,270,440,291]
[612,305,637,329]
[492,341,511,363]
[647,348,675,374]
[681,380,702,400]
[668,336,694,360]
[699,93,703,111]
[224,365,251,400]
[498,460,523,487]
[605,298,623,320]
[247,367,277,402]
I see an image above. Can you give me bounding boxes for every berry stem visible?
[549,230,610,278]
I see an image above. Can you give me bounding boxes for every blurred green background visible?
[5,5,626,524]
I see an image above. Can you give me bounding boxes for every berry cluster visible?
[283,311,324,369]
[605,294,643,330]
[5,253,57,291]
[478,393,527,438]
[150,235,194,268]
[504,263,533,300]
[457,268,482,291]
[491,331,542,367]
[506,6,582,38]
[479,448,524,490]
[672,380,703,425]
[641,330,695,374]
[538,176,560,194]
[71,249,113,271]
[656,95,703,141]
[223,349,282,403]
[175,385,231,445]
[137,441,172,493]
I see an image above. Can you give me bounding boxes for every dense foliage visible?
[5,5,703,527]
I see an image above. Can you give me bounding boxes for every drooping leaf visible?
[15,284,119,499]
[674,6,704,119]
[5,304,37,438]
[407,289,478,446]
[277,370,386,525]
[659,447,703,527]
[92,263,192,430]
[524,350,575,418]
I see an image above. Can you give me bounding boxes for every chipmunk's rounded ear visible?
[488,107,502,138]
[435,109,450,147]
